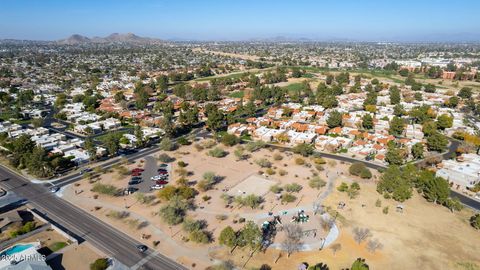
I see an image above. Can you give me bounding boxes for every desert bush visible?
[91,183,120,196]
[208,147,227,158]
[285,183,303,193]
[295,157,305,165]
[235,194,263,209]
[202,140,217,149]
[108,210,130,219]
[270,184,283,194]
[309,177,326,190]
[278,169,288,176]
[245,140,266,152]
[255,158,272,168]
[273,153,283,161]
[159,137,176,151]
[281,193,297,203]
[158,153,175,163]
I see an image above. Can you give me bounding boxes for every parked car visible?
[159,164,168,168]
[150,184,164,190]
[131,176,142,181]
[124,187,138,195]
[157,170,168,174]
[131,172,142,176]
[132,168,144,172]
[156,180,169,185]
[151,175,168,181]
[50,186,60,193]
[128,179,142,185]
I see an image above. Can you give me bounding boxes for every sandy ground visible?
[49,242,102,270]
[193,48,261,61]
[61,140,480,270]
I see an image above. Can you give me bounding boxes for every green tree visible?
[389,86,401,105]
[377,166,413,202]
[134,125,144,148]
[446,96,459,108]
[219,226,237,248]
[422,176,450,204]
[389,117,405,136]
[470,214,480,230]
[326,111,342,128]
[104,133,121,156]
[292,143,314,157]
[351,258,369,270]
[361,114,374,130]
[458,87,472,99]
[437,114,453,130]
[422,121,437,137]
[238,221,262,251]
[411,143,424,159]
[427,132,448,152]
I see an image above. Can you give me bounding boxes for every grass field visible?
[228,91,244,98]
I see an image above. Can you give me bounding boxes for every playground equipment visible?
[291,209,310,223]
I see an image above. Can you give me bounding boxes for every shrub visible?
[278,169,288,176]
[208,147,227,158]
[295,157,305,165]
[91,183,120,196]
[189,229,210,244]
[270,184,283,194]
[281,193,297,203]
[159,137,176,151]
[255,158,272,168]
[383,206,389,214]
[177,160,187,167]
[375,199,382,207]
[265,168,276,175]
[90,258,109,270]
[313,157,326,164]
[159,196,188,225]
[273,153,283,161]
[221,134,239,146]
[202,140,217,149]
[292,143,314,157]
[245,141,266,152]
[360,168,372,179]
[177,137,191,145]
[158,153,175,163]
[134,193,155,204]
[235,194,263,209]
[349,162,366,176]
[470,214,480,230]
[337,182,349,192]
[285,183,303,193]
[309,177,326,190]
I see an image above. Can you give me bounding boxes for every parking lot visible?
[129,155,170,193]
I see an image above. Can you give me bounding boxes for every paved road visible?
[450,190,480,210]
[0,165,187,270]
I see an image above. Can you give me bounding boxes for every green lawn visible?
[228,91,244,98]
[48,242,68,252]
[283,82,306,94]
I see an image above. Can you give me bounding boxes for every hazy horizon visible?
[1,0,480,42]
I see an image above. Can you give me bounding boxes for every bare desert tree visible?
[282,224,304,257]
[367,238,383,253]
[329,243,342,256]
[319,215,334,231]
[352,227,372,244]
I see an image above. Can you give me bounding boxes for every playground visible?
[257,208,339,251]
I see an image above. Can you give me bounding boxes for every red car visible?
[132,168,144,172]
[156,180,169,185]
[131,172,142,176]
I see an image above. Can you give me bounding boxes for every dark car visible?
[157,170,168,174]
[132,168,144,172]
[136,245,148,253]
[159,164,168,168]
[128,179,142,185]
[131,172,142,176]
[131,176,142,181]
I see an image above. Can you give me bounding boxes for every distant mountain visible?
[57,33,162,45]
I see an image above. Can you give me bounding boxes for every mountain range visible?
[57,33,162,45]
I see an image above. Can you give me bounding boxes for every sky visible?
[1,0,480,42]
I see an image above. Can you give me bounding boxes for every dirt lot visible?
[62,139,480,270]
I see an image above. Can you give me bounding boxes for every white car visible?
[151,175,168,181]
[151,184,164,190]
